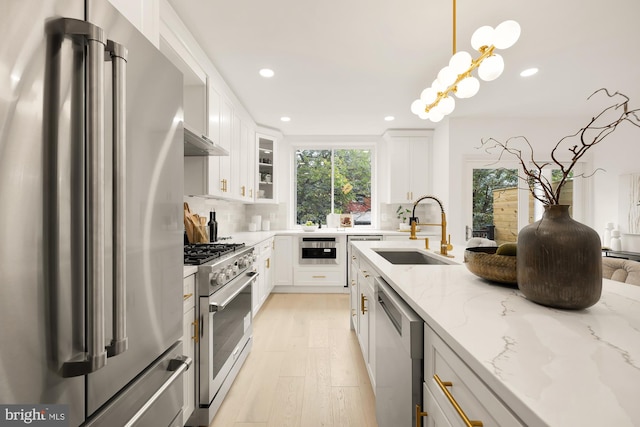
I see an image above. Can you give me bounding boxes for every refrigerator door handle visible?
[105,40,129,358]
[46,18,108,377]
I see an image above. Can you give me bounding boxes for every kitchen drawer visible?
[258,237,273,253]
[424,326,523,427]
[294,270,343,286]
[422,382,453,427]
[183,274,196,313]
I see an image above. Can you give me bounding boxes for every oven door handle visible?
[209,272,259,312]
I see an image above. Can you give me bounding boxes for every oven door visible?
[199,271,257,406]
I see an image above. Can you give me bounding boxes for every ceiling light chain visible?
[411,0,520,122]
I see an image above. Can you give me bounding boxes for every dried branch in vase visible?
[479,89,640,205]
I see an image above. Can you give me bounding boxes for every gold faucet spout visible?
[409,195,452,257]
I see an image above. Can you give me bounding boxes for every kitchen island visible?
[352,240,640,427]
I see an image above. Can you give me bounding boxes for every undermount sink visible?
[373,249,453,265]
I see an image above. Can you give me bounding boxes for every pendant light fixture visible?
[411,0,521,122]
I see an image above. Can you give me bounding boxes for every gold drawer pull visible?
[361,293,367,314]
[415,404,428,427]
[183,292,193,300]
[191,319,199,343]
[312,275,326,279]
[434,374,483,427]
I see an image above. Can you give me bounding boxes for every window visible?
[295,148,372,226]
[472,168,519,244]
[466,160,585,244]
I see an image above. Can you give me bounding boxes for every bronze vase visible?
[517,204,602,309]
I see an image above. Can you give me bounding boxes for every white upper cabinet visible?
[160,0,258,201]
[158,1,207,135]
[108,0,160,46]
[383,130,433,204]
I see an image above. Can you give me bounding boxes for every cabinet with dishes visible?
[256,131,279,203]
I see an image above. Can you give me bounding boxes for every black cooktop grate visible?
[183,243,246,265]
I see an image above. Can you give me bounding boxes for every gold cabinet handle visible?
[191,319,199,344]
[433,374,483,427]
[249,188,253,197]
[361,293,367,314]
[183,292,193,300]
[312,275,326,279]
[415,404,428,427]
[266,258,270,269]
[362,270,370,278]
[241,185,246,196]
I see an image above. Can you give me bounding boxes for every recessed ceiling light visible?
[520,68,539,77]
[384,116,395,121]
[280,116,291,122]
[259,68,274,78]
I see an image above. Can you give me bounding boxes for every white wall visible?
[443,116,585,242]
[433,115,638,244]
[589,123,640,232]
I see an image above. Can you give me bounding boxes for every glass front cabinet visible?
[256,133,277,203]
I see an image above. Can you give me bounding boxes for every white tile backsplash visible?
[184,197,288,236]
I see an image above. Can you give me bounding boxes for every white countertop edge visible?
[351,240,640,427]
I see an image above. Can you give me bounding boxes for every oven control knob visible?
[232,264,239,274]
[226,266,234,277]
[237,257,246,268]
[216,272,227,285]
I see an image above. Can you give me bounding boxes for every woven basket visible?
[464,247,517,285]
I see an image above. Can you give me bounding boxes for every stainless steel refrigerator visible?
[0,0,189,425]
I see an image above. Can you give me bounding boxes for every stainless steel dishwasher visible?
[375,277,423,427]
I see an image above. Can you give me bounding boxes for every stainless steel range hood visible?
[184,124,229,156]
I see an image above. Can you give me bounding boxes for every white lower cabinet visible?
[349,248,359,331]
[253,237,273,317]
[423,325,523,427]
[182,274,196,426]
[421,383,453,427]
[352,249,376,388]
[273,236,293,287]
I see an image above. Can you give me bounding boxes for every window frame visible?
[463,158,587,239]
[291,142,377,229]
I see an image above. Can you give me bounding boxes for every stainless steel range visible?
[185,243,258,426]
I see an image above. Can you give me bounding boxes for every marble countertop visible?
[352,240,640,427]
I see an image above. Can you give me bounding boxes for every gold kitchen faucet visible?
[409,195,453,257]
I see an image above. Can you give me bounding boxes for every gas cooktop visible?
[184,243,246,265]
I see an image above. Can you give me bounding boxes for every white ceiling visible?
[167,0,640,136]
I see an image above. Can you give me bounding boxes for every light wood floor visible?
[209,293,378,427]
